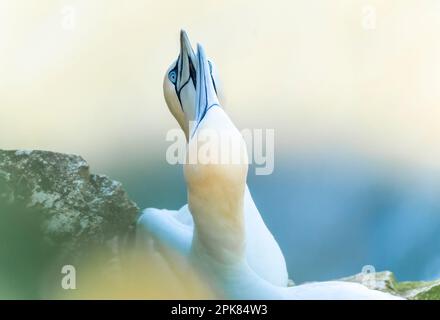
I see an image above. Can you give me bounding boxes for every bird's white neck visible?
[184,107,249,266]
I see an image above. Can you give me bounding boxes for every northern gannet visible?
[179,43,403,300]
[137,30,288,287]
[137,31,402,299]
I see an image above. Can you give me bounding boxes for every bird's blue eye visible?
[168,70,177,84]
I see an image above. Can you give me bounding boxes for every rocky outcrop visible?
[0,149,139,262]
[340,271,440,300]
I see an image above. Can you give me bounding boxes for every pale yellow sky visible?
[0,0,439,171]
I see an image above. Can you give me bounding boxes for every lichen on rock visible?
[0,149,139,262]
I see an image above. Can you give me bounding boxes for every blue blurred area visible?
[249,155,440,283]
[109,152,440,284]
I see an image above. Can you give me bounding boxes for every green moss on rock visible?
[339,271,440,300]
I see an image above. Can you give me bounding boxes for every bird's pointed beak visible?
[177,30,197,90]
[191,43,220,137]
[180,30,197,64]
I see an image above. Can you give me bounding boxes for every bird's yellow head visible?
[163,30,224,140]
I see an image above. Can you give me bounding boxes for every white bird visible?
[137,32,403,299]
[179,42,403,300]
[137,30,288,287]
